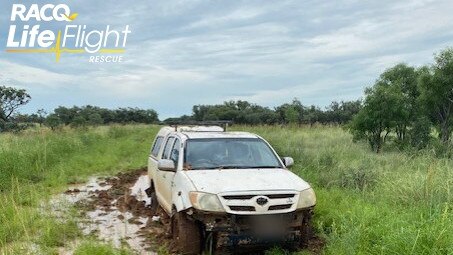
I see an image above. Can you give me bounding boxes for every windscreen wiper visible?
[192,165,279,170]
[201,165,245,170]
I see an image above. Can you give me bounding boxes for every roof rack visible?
[170,120,233,132]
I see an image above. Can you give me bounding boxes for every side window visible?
[162,137,175,159]
[151,136,163,157]
[170,139,181,164]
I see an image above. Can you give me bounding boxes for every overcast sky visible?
[1,0,452,119]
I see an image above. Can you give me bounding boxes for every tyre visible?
[299,210,314,247]
[145,184,158,215]
[202,231,216,255]
[172,212,202,255]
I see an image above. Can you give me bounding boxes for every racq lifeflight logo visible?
[6,3,131,63]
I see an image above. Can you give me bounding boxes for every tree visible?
[349,85,403,152]
[338,100,362,124]
[45,114,62,130]
[349,63,429,152]
[0,86,31,122]
[0,86,31,132]
[54,106,79,125]
[409,116,432,149]
[190,101,278,125]
[419,48,453,143]
[303,105,323,126]
[275,98,304,124]
[375,63,420,143]
[50,105,159,126]
[71,115,87,128]
[284,107,299,124]
[36,109,47,126]
[88,113,104,126]
[324,101,362,124]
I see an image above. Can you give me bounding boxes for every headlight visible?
[297,188,316,208]
[189,192,225,212]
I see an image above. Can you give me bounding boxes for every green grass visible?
[73,241,133,255]
[0,124,159,254]
[1,124,453,254]
[242,125,453,254]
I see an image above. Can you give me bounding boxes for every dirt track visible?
[60,168,323,254]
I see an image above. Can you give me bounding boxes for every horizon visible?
[18,97,359,121]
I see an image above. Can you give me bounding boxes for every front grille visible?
[223,195,255,200]
[229,206,256,211]
[268,204,293,210]
[266,194,295,199]
[223,194,295,200]
[221,192,298,214]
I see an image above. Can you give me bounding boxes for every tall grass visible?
[0,125,159,254]
[2,124,453,254]
[243,125,453,254]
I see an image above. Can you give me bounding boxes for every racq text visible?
[89,55,123,63]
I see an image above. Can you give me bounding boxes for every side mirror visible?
[282,157,294,168]
[158,159,176,172]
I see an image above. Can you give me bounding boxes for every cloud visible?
[0,60,75,89]
[85,66,209,99]
[224,75,368,108]
[1,0,453,118]
[187,7,265,29]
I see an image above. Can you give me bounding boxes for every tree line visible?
[349,48,453,152]
[164,99,361,126]
[0,96,159,131]
[1,84,361,132]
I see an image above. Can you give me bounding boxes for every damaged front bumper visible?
[189,207,313,248]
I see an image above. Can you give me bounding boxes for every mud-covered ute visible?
[147,126,316,254]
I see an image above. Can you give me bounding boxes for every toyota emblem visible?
[256,197,268,206]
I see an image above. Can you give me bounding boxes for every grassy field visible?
[248,126,453,255]
[1,125,453,254]
[0,125,158,254]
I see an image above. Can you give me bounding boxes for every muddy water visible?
[53,169,166,254]
[130,175,152,206]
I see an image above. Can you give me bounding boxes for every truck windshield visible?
[184,138,283,170]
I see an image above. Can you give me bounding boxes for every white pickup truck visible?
[147,125,316,254]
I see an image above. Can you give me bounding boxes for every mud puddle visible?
[55,168,171,254]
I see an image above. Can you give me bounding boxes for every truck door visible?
[155,136,179,213]
[148,135,164,181]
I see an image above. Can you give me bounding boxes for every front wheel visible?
[202,231,216,255]
[172,212,202,255]
[145,185,158,215]
[299,210,314,247]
